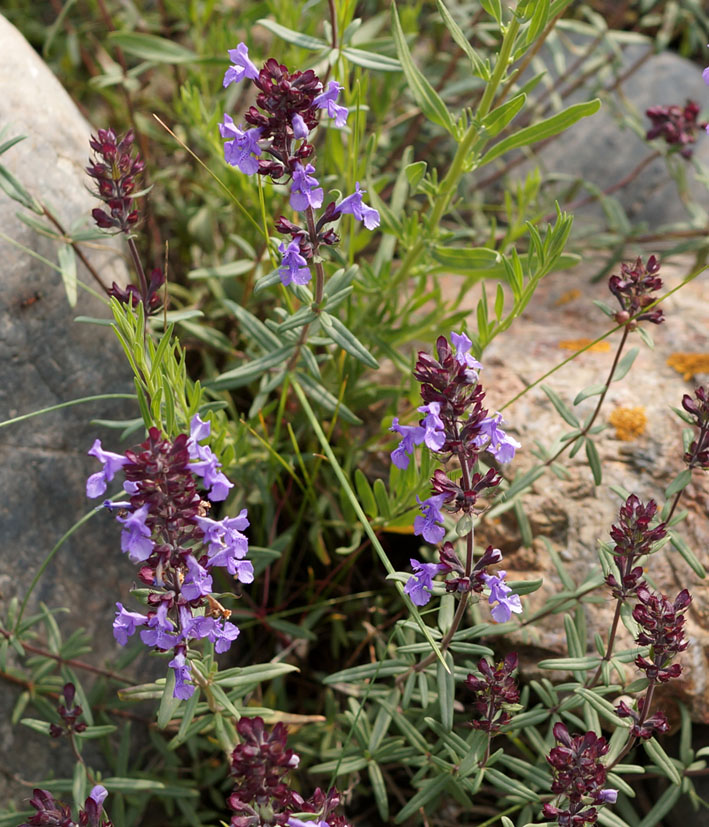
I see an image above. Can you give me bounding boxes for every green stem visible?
[290,379,448,671]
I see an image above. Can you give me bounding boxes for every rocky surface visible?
[460,254,709,722]
[506,31,709,231]
[0,14,136,803]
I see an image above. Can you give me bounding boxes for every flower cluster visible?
[681,385,709,469]
[219,43,379,288]
[87,128,144,233]
[645,101,707,158]
[633,585,691,683]
[49,682,87,739]
[542,723,617,826]
[21,785,111,827]
[608,255,664,327]
[465,653,520,732]
[393,333,522,621]
[87,415,253,699]
[86,128,165,313]
[615,697,669,741]
[227,716,350,827]
[604,495,666,602]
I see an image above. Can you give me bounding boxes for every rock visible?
[458,255,709,722]
[504,34,709,230]
[0,14,136,802]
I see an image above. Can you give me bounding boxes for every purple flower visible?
[414,494,447,545]
[417,401,445,451]
[116,504,154,562]
[181,555,213,601]
[389,417,425,469]
[219,115,262,174]
[404,558,443,606]
[483,571,522,622]
[86,439,128,498]
[334,182,380,230]
[313,80,349,127]
[450,331,482,381]
[474,413,521,463]
[113,602,148,646]
[223,42,260,87]
[88,786,108,807]
[188,419,234,501]
[704,64,709,85]
[278,239,312,286]
[179,611,238,652]
[290,162,324,211]
[598,789,618,804]
[140,602,179,650]
[195,510,253,580]
[169,650,195,699]
[292,113,309,139]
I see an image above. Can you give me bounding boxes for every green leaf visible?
[538,656,600,670]
[0,164,42,212]
[0,133,26,157]
[213,662,298,688]
[209,346,295,390]
[321,312,379,368]
[643,737,682,785]
[341,46,401,72]
[108,32,198,63]
[102,777,199,797]
[573,384,607,405]
[431,245,501,276]
[636,784,682,827]
[75,724,118,739]
[355,469,378,518]
[611,347,639,383]
[525,0,550,44]
[480,0,503,23]
[437,653,455,731]
[188,260,254,279]
[483,93,526,138]
[575,687,627,726]
[255,19,329,51]
[506,577,543,595]
[405,161,427,191]
[479,99,602,166]
[391,3,455,135]
[168,687,200,749]
[542,385,579,427]
[57,244,78,307]
[373,479,392,520]
[436,0,488,77]
[665,469,692,498]
[20,718,52,735]
[223,299,281,350]
[670,531,706,578]
[585,438,602,485]
[368,761,390,821]
[157,668,181,729]
[394,773,450,823]
[295,371,362,425]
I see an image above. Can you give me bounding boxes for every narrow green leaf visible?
[209,346,295,390]
[255,19,329,50]
[575,688,627,726]
[436,0,488,77]
[168,687,200,749]
[72,761,87,812]
[75,725,118,739]
[438,652,455,731]
[188,260,254,279]
[354,469,378,518]
[20,718,52,735]
[321,312,379,368]
[431,245,501,275]
[480,0,503,23]
[643,737,682,785]
[611,347,639,383]
[223,299,281,350]
[342,46,401,72]
[670,531,706,578]
[573,384,607,405]
[57,244,78,308]
[526,0,550,44]
[213,662,298,688]
[636,784,682,827]
[0,164,42,212]
[538,656,600,670]
[368,761,390,821]
[157,669,181,729]
[391,4,455,135]
[295,371,362,425]
[102,777,198,797]
[585,438,602,485]
[0,134,26,156]
[483,93,526,138]
[479,99,602,166]
[108,32,198,63]
[373,478,392,520]
[405,161,427,191]
[394,773,449,823]
[664,469,692,498]
[542,385,579,427]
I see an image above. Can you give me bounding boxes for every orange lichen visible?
[554,288,581,306]
[666,353,709,381]
[608,406,648,441]
[558,338,611,353]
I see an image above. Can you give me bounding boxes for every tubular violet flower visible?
[334,183,380,230]
[278,238,312,287]
[483,571,523,622]
[223,42,260,87]
[404,558,443,606]
[313,80,349,127]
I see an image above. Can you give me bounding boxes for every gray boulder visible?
[0,13,137,805]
